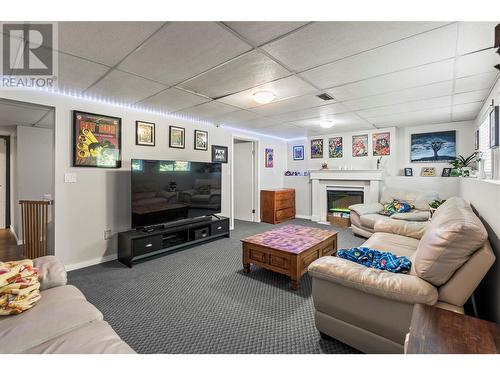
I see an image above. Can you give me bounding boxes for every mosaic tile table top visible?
[241,225,337,254]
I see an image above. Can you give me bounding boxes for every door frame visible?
[0,135,10,228]
[230,135,260,229]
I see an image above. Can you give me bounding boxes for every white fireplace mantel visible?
[309,169,384,224]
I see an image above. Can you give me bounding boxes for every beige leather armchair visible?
[309,197,495,353]
[349,187,439,238]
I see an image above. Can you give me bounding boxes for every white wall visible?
[233,141,254,221]
[0,90,287,269]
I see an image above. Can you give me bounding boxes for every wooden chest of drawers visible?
[260,189,296,224]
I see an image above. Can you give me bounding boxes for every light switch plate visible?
[64,173,77,183]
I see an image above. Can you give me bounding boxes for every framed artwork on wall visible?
[442,167,452,177]
[135,121,155,146]
[410,130,456,162]
[292,145,304,160]
[169,126,185,149]
[265,148,274,168]
[73,110,121,168]
[328,137,343,158]
[352,134,368,157]
[212,145,228,163]
[310,139,323,159]
[404,168,413,176]
[194,129,208,151]
[372,132,390,156]
[490,105,499,148]
[421,167,437,177]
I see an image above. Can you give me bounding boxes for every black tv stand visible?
[118,216,230,267]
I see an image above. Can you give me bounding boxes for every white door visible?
[233,141,255,222]
[0,139,6,229]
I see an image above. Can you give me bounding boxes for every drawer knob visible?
[145,243,153,248]
[217,226,222,230]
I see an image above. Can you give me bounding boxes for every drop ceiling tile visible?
[207,110,261,125]
[0,101,50,126]
[452,102,483,115]
[118,22,251,86]
[271,102,349,122]
[301,24,457,89]
[454,71,498,93]
[456,49,499,77]
[250,94,327,116]
[357,96,452,118]
[175,101,239,119]
[262,22,448,71]
[57,53,110,92]
[58,22,163,66]
[223,22,309,46]
[457,22,498,55]
[327,60,455,101]
[233,117,282,129]
[257,124,308,139]
[342,81,453,111]
[85,70,167,104]
[179,51,290,98]
[367,107,452,127]
[217,75,316,109]
[453,89,490,105]
[292,112,372,128]
[139,87,209,112]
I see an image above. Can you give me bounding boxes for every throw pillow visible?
[379,200,413,216]
[0,259,41,315]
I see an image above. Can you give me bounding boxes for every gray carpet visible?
[69,219,364,354]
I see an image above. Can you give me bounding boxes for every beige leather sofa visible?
[349,188,439,238]
[308,197,495,353]
[0,256,135,354]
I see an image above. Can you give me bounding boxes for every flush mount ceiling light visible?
[320,120,334,129]
[253,91,276,104]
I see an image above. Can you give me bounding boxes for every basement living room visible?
[1,2,500,373]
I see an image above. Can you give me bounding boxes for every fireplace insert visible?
[327,190,364,214]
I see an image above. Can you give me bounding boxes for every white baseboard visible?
[9,226,20,244]
[65,253,117,272]
[295,214,312,220]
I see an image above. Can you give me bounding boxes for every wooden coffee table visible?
[241,225,337,290]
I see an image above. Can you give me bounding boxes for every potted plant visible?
[429,199,446,218]
[449,152,477,177]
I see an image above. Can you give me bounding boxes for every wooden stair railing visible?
[20,200,52,259]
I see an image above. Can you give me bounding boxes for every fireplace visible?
[327,189,364,213]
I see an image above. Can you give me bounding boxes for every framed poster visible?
[404,168,413,176]
[73,110,121,168]
[169,126,185,149]
[442,168,452,177]
[372,132,390,156]
[490,105,499,148]
[310,139,323,159]
[265,148,274,168]
[194,130,208,151]
[328,136,343,158]
[410,130,456,162]
[135,121,155,146]
[421,167,437,177]
[292,145,304,160]
[352,134,368,157]
[212,145,228,163]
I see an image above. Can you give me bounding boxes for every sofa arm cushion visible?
[391,210,430,222]
[308,256,438,305]
[33,256,67,290]
[374,219,428,239]
[349,203,384,216]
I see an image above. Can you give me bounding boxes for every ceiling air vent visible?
[317,93,334,101]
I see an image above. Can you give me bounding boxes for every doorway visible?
[232,137,258,227]
[0,136,8,229]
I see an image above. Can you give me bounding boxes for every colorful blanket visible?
[0,259,41,315]
[337,247,412,274]
[379,200,413,216]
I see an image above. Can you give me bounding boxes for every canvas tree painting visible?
[328,137,343,158]
[352,134,368,157]
[410,131,456,163]
[372,132,390,156]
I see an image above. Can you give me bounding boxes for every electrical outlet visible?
[104,229,112,240]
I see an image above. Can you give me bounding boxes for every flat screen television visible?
[131,159,222,228]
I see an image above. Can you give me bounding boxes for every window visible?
[478,117,493,179]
